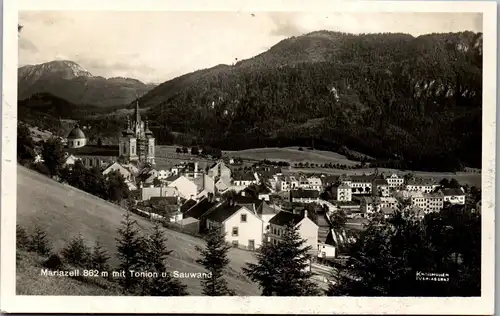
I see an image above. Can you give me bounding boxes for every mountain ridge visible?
[18,60,156,107]
[139,30,482,171]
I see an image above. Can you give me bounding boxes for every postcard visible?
[1,0,496,314]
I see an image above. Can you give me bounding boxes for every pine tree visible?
[243,224,320,296]
[196,227,235,296]
[90,241,111,272]
[141,222,189,296]
[61,234,92,267]
[16,225,30,249]
[115,211,144,293]
[28,226,52,256]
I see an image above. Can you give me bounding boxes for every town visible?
[18,99,480,278]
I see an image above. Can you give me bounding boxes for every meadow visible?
[16,166,260,296]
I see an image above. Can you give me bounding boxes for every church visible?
[65,100,155,169]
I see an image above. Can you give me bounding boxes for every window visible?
[232,227,238,236]
[240,214,247,223]
[131,146,135,154]
[231,241,239,247]
[77,141,80,146]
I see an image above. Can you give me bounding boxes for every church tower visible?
[119,117,138,162]
[119,98,155,165]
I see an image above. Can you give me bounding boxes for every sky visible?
[18,11,482,84]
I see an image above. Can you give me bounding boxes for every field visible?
[223,147,359,166]
[154,146,216,170]
[16,166,260,295]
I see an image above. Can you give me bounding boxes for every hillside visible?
[141,31,482,172]
[16,166,260,295]
[18,60,156,107]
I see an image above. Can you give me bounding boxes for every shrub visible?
[30,162,51,177]
[43,253,64,270]
[28,226,52,256]
[90,241,111,272]
[16,225,30,249]
[61,235,92,267]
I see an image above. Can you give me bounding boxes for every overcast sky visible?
[18,11,482,84]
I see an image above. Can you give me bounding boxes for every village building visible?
[232,172,259,187]
[358,196,381,214]
[349,175,375,195]
[203,201,263,251]
[207,161,232,184]
[307,176,323,191]
[382,172,405,188]
[268,210,319,257]
[440,188,466,205]
[410,191,444,213]
[102,162,136,191]
[379,196,399,209]
[332,183,352,202]
[373,178,390,197]
[405,178,440,193]
[167,175,198,200]
[290,189,320,204]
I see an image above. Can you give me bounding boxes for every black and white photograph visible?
[1,0,496,314]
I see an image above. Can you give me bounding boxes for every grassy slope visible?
[16,166,259,295]
[223,147,359,166]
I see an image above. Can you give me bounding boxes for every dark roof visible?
[442,188,465,196]
[269,211,304,226]
[290,189,320,199]
[66,145,119,157]
[373,179,389,185]
[233,172,256,181]
[204,202,246,223]
[165,174,180,182]
[183,197,218,219]
[67,125,85,139]
[150,196,179,205]
[350,175,376,182]
[257,202,280,216]
[180,199,197,213]
[243,184,271,195]
[322,175,340,185]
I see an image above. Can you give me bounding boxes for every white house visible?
[232,172,258,187]
[359,196,381,214]
[406,178,440,193]
[168,175,198,200]
[333,184,352,202]
[204,203,263,251]
[349,175,375,195]
[157,169,171,180]
[63,154,78,167]
[102,162,133,182]
[441,188,466,205]
[257,202,282,235]
[383,172,405,188]
[410,191,444,213]
[268,210,319,257]
[307,176,323,191]
[290,189,320,204]
[140,186,179,201]
[379,196,398,210]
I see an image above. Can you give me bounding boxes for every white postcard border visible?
[1,0,496,314]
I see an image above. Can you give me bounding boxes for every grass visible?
[154,146,216,171]
[16,166,260,295]
[223,147,359,166]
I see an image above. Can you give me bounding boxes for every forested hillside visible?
[142,31,482,172]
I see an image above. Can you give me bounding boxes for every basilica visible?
[65,100,155,168]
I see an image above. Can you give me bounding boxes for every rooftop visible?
[290,189,320,199]
[183,197,219,219]
[66,145,119,157]
[441,188,465,196]
[204,202,248,223]
[269,211,304,227]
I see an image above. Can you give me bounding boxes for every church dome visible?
[67,124,86,139]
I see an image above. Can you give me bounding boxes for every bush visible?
[43,253,64,270]
[30,162,51,177]
[28,226,52,256]
[16,225,30,249]
[298,147,304,151]
[61,235,92,267]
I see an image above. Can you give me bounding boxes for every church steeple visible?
[134,98,141,124]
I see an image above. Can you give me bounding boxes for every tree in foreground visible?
[243,224,319,296]
[16,225,30,249]
[196,227,235,296]
[90,241,111,272]
[327,205,481,296]
[61,234,92,267]
[28,226,52,256]
[115,211,145,293]
[330,209,347,230]
[141,222,188,296]
[41,137,66,177]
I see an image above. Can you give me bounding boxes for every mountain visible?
[18,60,156,107]
[140,31,482,172]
